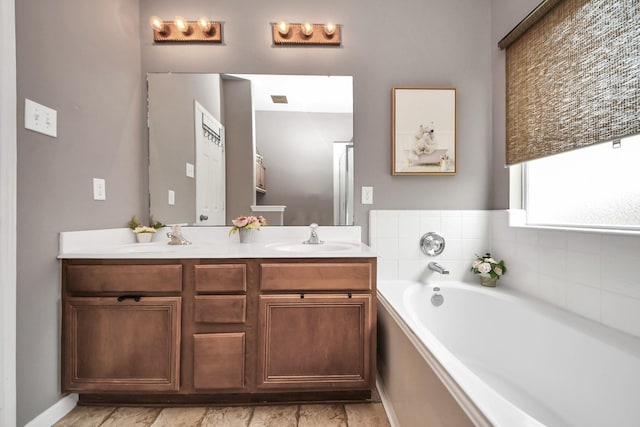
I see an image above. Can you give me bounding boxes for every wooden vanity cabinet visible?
[62,262,182,392]
[61,257,376,400]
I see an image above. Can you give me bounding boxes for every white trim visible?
[0,0,17,425]
[24,394,78,427]
[507,209,640,237]
[375,376,400,427]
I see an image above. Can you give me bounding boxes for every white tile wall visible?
[371,209,640,339]
[369,210,492,284]
[491,210,640,339]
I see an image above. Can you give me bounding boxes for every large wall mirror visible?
[148,73,354,227]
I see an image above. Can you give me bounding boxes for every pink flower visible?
[232,216,249,228]
[494,267,503,276]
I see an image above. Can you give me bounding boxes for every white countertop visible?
[58,226,376,259]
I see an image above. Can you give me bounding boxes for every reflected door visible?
[195,101,225,225]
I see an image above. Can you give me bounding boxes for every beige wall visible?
[14,0,540,423]
[139,0,495,239]
[15,0,144,424]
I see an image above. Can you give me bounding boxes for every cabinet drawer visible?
[193,333,245,390]
[195,264,246,293]
[194,295,246,324]
[66,264,182,294]
[260,263,372,291]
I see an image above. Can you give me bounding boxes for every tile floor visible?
[54,401,391,426]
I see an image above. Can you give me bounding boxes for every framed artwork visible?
[392,87,457,175]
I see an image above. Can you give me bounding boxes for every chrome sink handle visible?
[303,223,323,245]
[166,225,192,245]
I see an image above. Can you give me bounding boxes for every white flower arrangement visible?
[471,252,507,280]
[133,225,157,234]
[128,215,165,233]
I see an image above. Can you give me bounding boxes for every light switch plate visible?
[25,99,57,137]
[361,186,373,204]
[168,190,175,205]
[93,178,106,200]
[186,162,195,178]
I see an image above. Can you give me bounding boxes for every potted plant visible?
[129,216,165,243]
[229,215,267,243]
[471,253,507,287]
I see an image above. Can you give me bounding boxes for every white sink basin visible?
[265,241,361,253]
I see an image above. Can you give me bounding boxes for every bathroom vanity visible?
[58,226,376,404]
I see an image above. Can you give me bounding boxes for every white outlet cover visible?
[168,190,175,205]
[186,163,195,178]
[93,178,106,201]
[362,186,373,204]
[25,99,57,138]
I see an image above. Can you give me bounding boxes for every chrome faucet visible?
[428,261,449,275]
[166,225,191,245]
[303,223,323,245]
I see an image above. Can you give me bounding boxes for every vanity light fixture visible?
[149,15,222,43]
[272,21,341,46]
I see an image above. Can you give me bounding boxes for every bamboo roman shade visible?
[501,0,640,165]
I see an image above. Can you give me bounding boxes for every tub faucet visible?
[303,223,323,245]
[167,225,191,245]
[428,262,449,275]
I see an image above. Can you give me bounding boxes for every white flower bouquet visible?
[471,252,507,280]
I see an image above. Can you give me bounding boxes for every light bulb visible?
[277,21,290,36]
[149,16,166,33]
[324,22,336,36]
[301,22,314,36]
[174,16,191,34]
[198,16,212,33]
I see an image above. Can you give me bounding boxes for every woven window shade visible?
[503,0,640,165]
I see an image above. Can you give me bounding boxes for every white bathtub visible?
[377,280,640,427]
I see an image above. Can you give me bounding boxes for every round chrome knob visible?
[420,232,446,256]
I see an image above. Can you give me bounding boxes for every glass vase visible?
[480,276,498,287]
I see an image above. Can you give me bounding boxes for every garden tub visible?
[377,280,640,427]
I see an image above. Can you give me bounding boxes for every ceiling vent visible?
[270,95,288,104]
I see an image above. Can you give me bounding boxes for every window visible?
[525,134,640,230]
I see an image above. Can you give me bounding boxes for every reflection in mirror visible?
[148,73,354,226]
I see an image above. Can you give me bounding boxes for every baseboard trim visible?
[376,376,399,427]
[25,393,78,427]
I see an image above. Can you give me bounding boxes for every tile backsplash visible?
[369,210,491,284]
[370,209,640,339]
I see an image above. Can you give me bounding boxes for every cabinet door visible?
[257,294,371,390]
[63,297,181,392]
[193,333,246,390]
